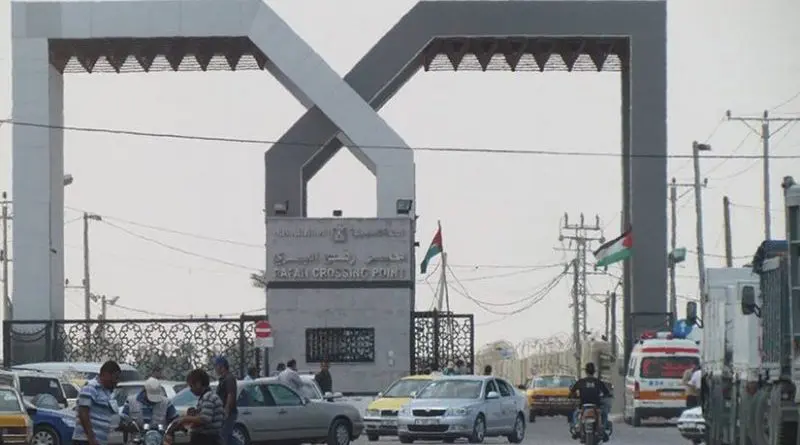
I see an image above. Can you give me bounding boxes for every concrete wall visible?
[265,217,414,392]
[268,288,411,392]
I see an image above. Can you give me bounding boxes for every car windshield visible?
[62,383,79,399]
[382,379,431,398]
[19,377,67,405]
[640,356,699,379]
[0,389,23,412]
[530,376,576,389]
[417,380,483,399]
[31,393,62,410]
[299,381,323,400]
[113,385,144,407]
[82,370,142,382]
[171,387,198,407]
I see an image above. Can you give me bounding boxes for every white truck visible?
[699,175,800,445]
[696,266,761,445]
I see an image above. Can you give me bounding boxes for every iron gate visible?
[3,316,263,380]
[411,311,474,374]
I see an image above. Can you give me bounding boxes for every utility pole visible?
[1,192,11,321]
[723,196,733,267]
[571,259,581,377]
[557,213,606,337]
[92,294,119,321]
[82,213,102,321]
[692,141,712,298]
[669,178,700,316]
[726,110,800,239]
[609,290,617,359]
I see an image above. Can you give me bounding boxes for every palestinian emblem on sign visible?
[331,225,348,244]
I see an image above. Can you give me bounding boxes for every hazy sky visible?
[1,0,799,349]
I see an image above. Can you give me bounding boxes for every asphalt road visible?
[353,417,687,445]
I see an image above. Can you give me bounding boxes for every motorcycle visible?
[119,415,185,445]
[577,404,605,445]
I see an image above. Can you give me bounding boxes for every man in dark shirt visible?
[568,363,611,439]
[314,362,333,394]
[214,357,239,445]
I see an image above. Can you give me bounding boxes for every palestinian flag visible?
[594,229,632,267]
[420,224,443,274]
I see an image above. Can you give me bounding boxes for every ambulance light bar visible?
[640,331,673,340]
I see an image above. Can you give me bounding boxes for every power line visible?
[5,118,800,160]
[67,290,264,318]
[771,90,800,111]
[685,249,751,260]
[99,215,263,248]
[100,220,259,270]
[711,121,797,181]
[447,263,568,316]
[672,115,727,174]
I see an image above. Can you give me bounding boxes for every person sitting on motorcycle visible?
[568,363,611,440]
[121,377,179,428]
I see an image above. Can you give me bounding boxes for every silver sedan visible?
[172,378,363,445]
[397,376,527,444]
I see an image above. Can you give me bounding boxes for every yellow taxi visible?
[0,385,34,444]
[364,374,438,441]
[526,374,578,422]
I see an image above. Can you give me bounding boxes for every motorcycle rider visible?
[121,377,179,428]
[568,363,611,441]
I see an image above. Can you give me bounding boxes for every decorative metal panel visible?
[411,311,475,374]
[305,327,376,363]
[3,317,260,380]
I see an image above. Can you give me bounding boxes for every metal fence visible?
[3,316,263,380]
[412,311,475,374]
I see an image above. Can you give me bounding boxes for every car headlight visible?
[365,409,380,417]
[446,407,470,417]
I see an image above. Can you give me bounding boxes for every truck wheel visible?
[631,409,642,427]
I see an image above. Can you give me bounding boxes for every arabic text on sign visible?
[273,228,407,238]
[273,267,409,280]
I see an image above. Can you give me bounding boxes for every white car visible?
[112,380,186,407]
[677,406,705,444]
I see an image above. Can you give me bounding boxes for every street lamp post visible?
[82,213,102,321]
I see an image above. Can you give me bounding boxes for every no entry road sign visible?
[254,320,273,348]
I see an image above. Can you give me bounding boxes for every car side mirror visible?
[486,391,499,400]
[409,391,417,398]
[741,285,761,317]
[26,406,37,417]
[376,392,383,399]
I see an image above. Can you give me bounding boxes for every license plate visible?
[381,420,397,426]
[415,419,439,425]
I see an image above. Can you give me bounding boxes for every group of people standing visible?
[71,358,256,445]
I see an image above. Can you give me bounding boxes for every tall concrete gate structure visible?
[265,0,669,367]
[10,0,415,365]
[11,0,667,376]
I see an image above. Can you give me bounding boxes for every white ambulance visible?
[623,331,700,426]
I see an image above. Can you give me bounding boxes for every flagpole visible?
[437,220,446,311]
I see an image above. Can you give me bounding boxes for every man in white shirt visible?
[278,359,303,392]
[687,366,702,408]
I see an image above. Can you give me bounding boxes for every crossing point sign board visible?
[254,320,273,348]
